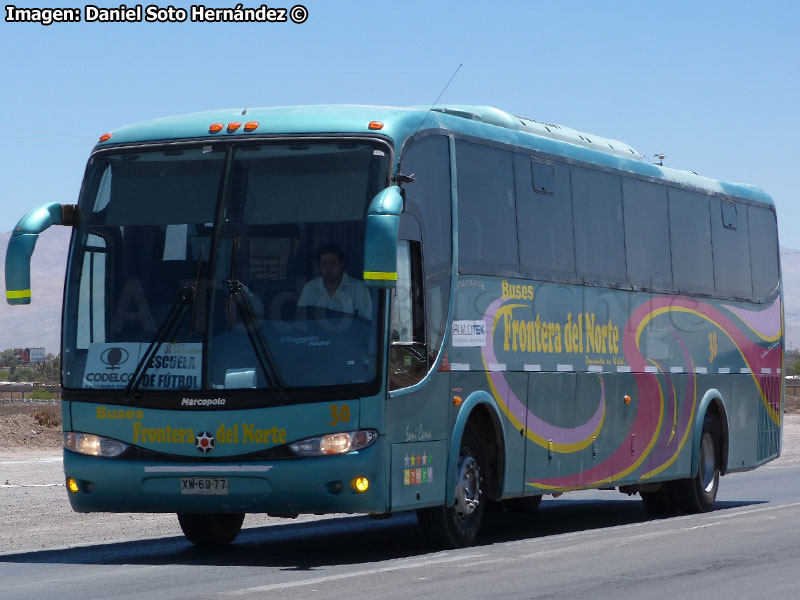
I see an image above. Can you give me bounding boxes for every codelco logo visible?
[100,347,130,370]
[181,397,226,407]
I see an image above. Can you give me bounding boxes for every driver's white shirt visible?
[297,273,372,317]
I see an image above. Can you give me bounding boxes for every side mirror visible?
[5,203,77,305]
[363,186,403,289]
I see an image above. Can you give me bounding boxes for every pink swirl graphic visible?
[500,294,782,490]
[481,297,605,448]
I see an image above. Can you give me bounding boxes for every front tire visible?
[417,424,486,548]
[177,513,245,546]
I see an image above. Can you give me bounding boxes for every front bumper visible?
[63,440,388,515]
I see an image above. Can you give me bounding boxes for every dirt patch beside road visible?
[0,402,62,452]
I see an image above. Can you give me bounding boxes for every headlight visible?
[289,430,378,457]
[64,432,129,457]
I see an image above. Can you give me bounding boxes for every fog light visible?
[67,477,79,493]
[352,476,369,493]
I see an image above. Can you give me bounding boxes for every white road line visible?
[711,501,800,520]
[686,521,721,530]
[0,483,64,488]
[0,457,61,465]
[218,501,800,597]
[501,503,800,558]
[223,553,487,596]
[5,564,175,591]
[507,501,800,555]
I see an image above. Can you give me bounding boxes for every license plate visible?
[180,477,229,495]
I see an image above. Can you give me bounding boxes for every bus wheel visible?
[417,424,485,548]
[676,415,721,514]
[177,513,245,546]
[640,486,676,516]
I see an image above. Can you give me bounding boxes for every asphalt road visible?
[1,461,799,600]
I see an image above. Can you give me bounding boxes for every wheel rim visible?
[455,454,481,519]
[699,433,716,494]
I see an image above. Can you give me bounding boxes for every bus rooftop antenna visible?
[413,63,463,136]
[243,90,259,116]
[396,64,463,185]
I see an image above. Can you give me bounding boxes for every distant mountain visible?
[779,247,800,350]
[1,229,799,354]
[0,226,70,355]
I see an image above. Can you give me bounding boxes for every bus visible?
[5,105,782,548]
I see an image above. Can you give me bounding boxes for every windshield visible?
[62,140,388,399]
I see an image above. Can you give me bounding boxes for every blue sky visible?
[2,1,798,245]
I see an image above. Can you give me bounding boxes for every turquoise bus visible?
[5,105,782,548]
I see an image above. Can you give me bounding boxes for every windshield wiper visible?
[227,278,287,399]
[125,286,194,398]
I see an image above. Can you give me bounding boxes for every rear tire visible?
[640,485,677,516]
[417,424,486,548]
[675,414,721,513]
[177,513,245,546]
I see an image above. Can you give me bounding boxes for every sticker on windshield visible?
[83,342,202,390]
[83,343,141,388]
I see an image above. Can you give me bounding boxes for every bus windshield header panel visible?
[63,140,390,401]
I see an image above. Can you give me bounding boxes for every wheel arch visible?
[445,390,506,506]
[692,388,730,477]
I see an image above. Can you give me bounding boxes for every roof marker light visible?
[243,121,259,132]
[227,122,242,133]
[209,123,224,133]
[368,121,384,130]
[98,133,112,142]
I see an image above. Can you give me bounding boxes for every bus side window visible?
[623,178,672,290]
[711,198,752,299]
[748,205,779,300]
[572,166,626,286]
[515,153,576,280]
[401,134,452,363]
[669,188,714,296]
[389,240,427,390]
[456,140,519,275]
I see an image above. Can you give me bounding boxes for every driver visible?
[298,243,372,318]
